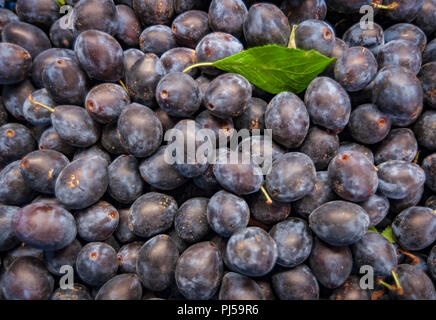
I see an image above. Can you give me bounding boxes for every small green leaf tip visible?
[368,227,378,233]
[381,226,396,244]
[57,0,66,7]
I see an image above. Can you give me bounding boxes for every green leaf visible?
[184,45,336,95]
[57,0,66,7]
[368,227,378,233]
[381,226,396,244]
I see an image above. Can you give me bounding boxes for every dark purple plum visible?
[22,89,54,126]
[226,227,278,277]
[265,92,309,148]
[175,241,223,300]
[132,0,174,26]
[12,203,77,250]
[374,128,418,165]
[414,111,436,151]
[129,192,178,238]
[73,0,117,35]
[38,126,75,157]
[2,79,35,120]
[101,122,128,155]
[196,110,234,143]
[114,208,137,244]
[0,123,35,164]
[272,265,319,300]
[175,197,210,243]
[108,155,143,204]
[415,0,436,34]
[295,19,335,56]
[209,0,247,37]
[115,4,142,48]
[76,242,118,287]
[55,156,108,209]
[172,10,210,48]
[343,22,384,55]
[358,194,390,227]
[0,205,20,251]
[391,264,436,300]
[246,191,290,225]
[96,274,142,300]
[160,47,197,76]
[49,18,74,49]
[309,201,370,246]
[384,0,424,21]
[117,241,143,274]
[329,276,371,300]
[136,234,179,291]
[385,23,427,52]
[378,40,422,75]
[73,145,111,164]
[207,191,249,238]
[219,272,265,300]
[428,245,436,280]
[419,62,436,109]
[300,127,339,170]
[423,153,436,191]
[139,25,177,56]
[44,239,82,276]
[233,97,267,132]
[0,161,36,205]
[281,0,327,25]
[0,8,19,36]
[51,284,92,300]
[0,43,32,85]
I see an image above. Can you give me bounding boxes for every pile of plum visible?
[0,0,435,300]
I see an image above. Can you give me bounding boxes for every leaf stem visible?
[183,62,214,73]
[28,93,55,113]
[391,270,403,295]
[371,1,399,10]
[288,25,298,49]
[260,185,273,205]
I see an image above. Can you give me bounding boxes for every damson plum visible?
[293,171,336,219]
[352,232,397,276]
[334,47,377,93]
[265,92,309,148]
[38,127,75,157]
[358,194,389,227]
[374,129,418,165]
[328,151,378,202]
[384,0,424,21]
[234,97,267,132]
[175,197,210,243]
[0,9,19,36]
[129,193,178,238]
[329,276,371,300]
[385,23,427,53]
[377,161,425,200]
[428,246,436,280]
[207,191,249,238]
[270,218,312,268]
[12,203,76,250]
[213,150,263,195]
[123,48,144,77]
[73,145,111,164]
[195,32,243,75]
[343,22,384,55]
[373,66,423,127]
[85,83,130,124]
[42,57,88,106]
[118,103,163,158]
[76,201,119,242]
[393,206,436,251]
[139,146,187,190]
[0,43,32,85]
[0,161,36,205]
[209,0,247,37]
[132,0,174,26]
[299,127,339,170]
[136,234,179,291]
[226,227,278,277]
[172,10,210,48]
[175,241,223,300]
[205,73,251,119]
[309,201,369,246]
[20,150,69,195]
[391,264,436,300]
[160,47,197,76]
[416,0,436,34]
[423,154,436,191]
[2,21,51,58]
[308,238,352,288]
[244,3,290,47]
[272,265,319,300]
[414,111,436,150]
[2,79,35,120]
[419,62,436,109]
[0,205,20,251]
[96,274,142,300]
[22,89,54,127]
[266,152,316,202]
[139,25,176,56]
[108,155,143,204]
[117,241,143,274]
[196,110,234,143]
[193,165,221,196]
[43,239,82,276]
[281,0,326,25]
[423,38,436,64]
[114,209,137,244]
[0,123,35,164]
[156,72,201,117]
[348,104,391,145]
[76,242,118,287]
[51,105,100,148]
[390,184,425,215]
[295,20,335,56]
[73,0,117,35]
[238,135,286,168]
[51,284,92,300]
[175,0,207,13]
[55,156,108,210]
[115,5,141,48]
[126,53,165,106]
[378,40,422,75]
[49,18,74,49]
[2,257,54,300]
[219,272,264,300]
[75,30,124,82]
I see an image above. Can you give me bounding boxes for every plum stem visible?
[288,25,298,49]
[118,80,128,93]
[397,248,420,265]
[391,270,403,295]
[371,2,399,10]
[413,150,421,164]
[260,185,273,205]
[27,93,55,113]
[183,62,214,73]
[377,279,394,291]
